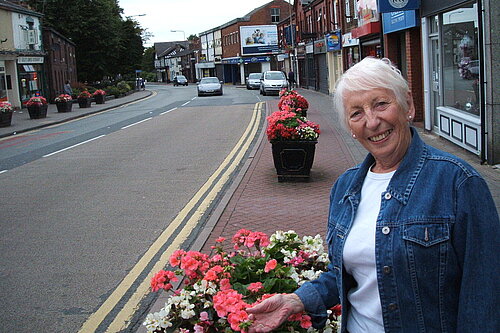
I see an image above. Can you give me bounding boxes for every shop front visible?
[17,56,45,104]
[326,31,342,95]
[421,0,483,156]
[313,38,328,94]
[342,32,360,69]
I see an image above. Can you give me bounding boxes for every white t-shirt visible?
[343,169,395,333]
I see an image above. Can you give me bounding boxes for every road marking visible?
[191,97,197,100]
[181,101,190,106]
[42,135,106,157]
[78,102,263,333]
[0,170,7,174]
[121,117,152,129]
[160,107,177,115]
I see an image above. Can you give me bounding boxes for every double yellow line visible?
[79,102,263,332]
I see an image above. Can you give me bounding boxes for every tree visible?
[141,46,156,73]
[26,0,144,82]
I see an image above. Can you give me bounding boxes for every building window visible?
[271,8,280,23]
[442,4,479,116]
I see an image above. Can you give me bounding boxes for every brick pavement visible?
[201,97,359,253]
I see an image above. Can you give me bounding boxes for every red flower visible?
[150,270,178,292]
[247,282,263,293]
[264,259,277,273]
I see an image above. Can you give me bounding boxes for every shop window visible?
[442,4,479,116]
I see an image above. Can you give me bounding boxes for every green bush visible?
[116,81,132,91]
[106,86,121,97]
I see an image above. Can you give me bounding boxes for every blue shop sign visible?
[326,31,342,51]
[378,0,420,13]
[222,56,271,65]
[382,10,418,34]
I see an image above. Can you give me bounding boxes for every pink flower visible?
[228,309,249,331]
[247,282,263,293]
[194,324,204,333]
[220,278,231,291]
[150,270,178,292]
[264,259,277,273]
[199,311,209,321]
[170,249,186,267]
[203,265,225,282]
[216,237,226,243]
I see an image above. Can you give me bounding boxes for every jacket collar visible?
[344,127,427,205]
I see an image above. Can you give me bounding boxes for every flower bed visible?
[266,111,320,142]
[144,229,341,332]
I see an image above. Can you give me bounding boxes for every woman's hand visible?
[247,293,305,333]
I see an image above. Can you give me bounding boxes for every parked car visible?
[246,73,262,90]
[197,77,223,96]
[173,75,188,86]
[259,71,288,95]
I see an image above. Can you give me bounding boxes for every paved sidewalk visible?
[0,90,152,138]
[136,88,499,331]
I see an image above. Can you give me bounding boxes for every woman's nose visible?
[365,110,381,129]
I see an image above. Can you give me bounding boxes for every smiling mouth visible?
[368,129,393,142]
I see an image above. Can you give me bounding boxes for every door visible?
[430,37,441,130]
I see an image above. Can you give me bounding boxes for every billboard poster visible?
[240,25,279,56]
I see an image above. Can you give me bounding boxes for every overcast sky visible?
[118,0,277,46]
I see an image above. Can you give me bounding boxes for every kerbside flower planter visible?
[0,110,13,127]
[271,140,317,182]
[56,101,73,113]
[77,97,91,108]
[27,104,48,119]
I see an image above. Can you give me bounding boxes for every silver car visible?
[259,71,288,95]
[246,73,261,90]
[197,77,223,96]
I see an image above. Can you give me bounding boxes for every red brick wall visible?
[406,28,423,122]
[222,0,291,58]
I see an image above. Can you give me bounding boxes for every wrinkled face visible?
[344,88,415,172]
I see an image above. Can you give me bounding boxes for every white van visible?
[259,71,288,95]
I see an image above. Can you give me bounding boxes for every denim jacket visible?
[295,128,500,332]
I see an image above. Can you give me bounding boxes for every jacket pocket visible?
[403,223,450,247]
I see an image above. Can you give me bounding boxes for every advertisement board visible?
[240,25,279,56]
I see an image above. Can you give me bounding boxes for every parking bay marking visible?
[78,102,263,332]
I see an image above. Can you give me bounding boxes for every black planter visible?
[271,140,317,182]
[0,111,13,127]
[78,98,92,108]
[94,94,105,104]
[56,101,73,113]
[27,104,48,119]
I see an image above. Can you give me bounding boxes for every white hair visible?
[333,57,410,129]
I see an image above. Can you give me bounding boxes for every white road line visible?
[181,101,190,106]
[121,117,152,129]
[160,107,177,115]
[0,170,7,174]
[191,97,197,100]
[43,135,106,157]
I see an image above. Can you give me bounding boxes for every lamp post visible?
[287,0,297,87]
[171,30,186,40]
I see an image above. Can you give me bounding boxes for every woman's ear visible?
[406,91,416,120]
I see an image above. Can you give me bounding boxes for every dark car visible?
[197,77,223,96]
[173,75,188,86]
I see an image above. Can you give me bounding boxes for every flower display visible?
[0,101,13,113]
[143,229,340,333]
[78,90,92,99]
[278,90,309,113]
[266,110,320,141]
[93,89,106,96]
[25,96,48,106]
[54,94,73,102]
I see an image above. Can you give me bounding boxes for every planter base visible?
[271,140,317,182]
[27,105,48,119]
[56,102,73,113]
[0,111,13,127]
[78,98,92,108]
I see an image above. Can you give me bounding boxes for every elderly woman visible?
[247,57,499,332]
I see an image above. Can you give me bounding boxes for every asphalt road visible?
[0,84,274,332]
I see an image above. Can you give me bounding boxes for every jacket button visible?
[383,266,392,274]
[382,226,391,234]
[384,192,392,200]
[388,303,398,311]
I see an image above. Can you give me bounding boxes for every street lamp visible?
[125,14,146,19]
[171,30,186,40]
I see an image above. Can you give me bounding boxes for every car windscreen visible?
[265,72,285,80]
[177,76,186,80]
[248,73,261,79]
[201,78,219,84]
